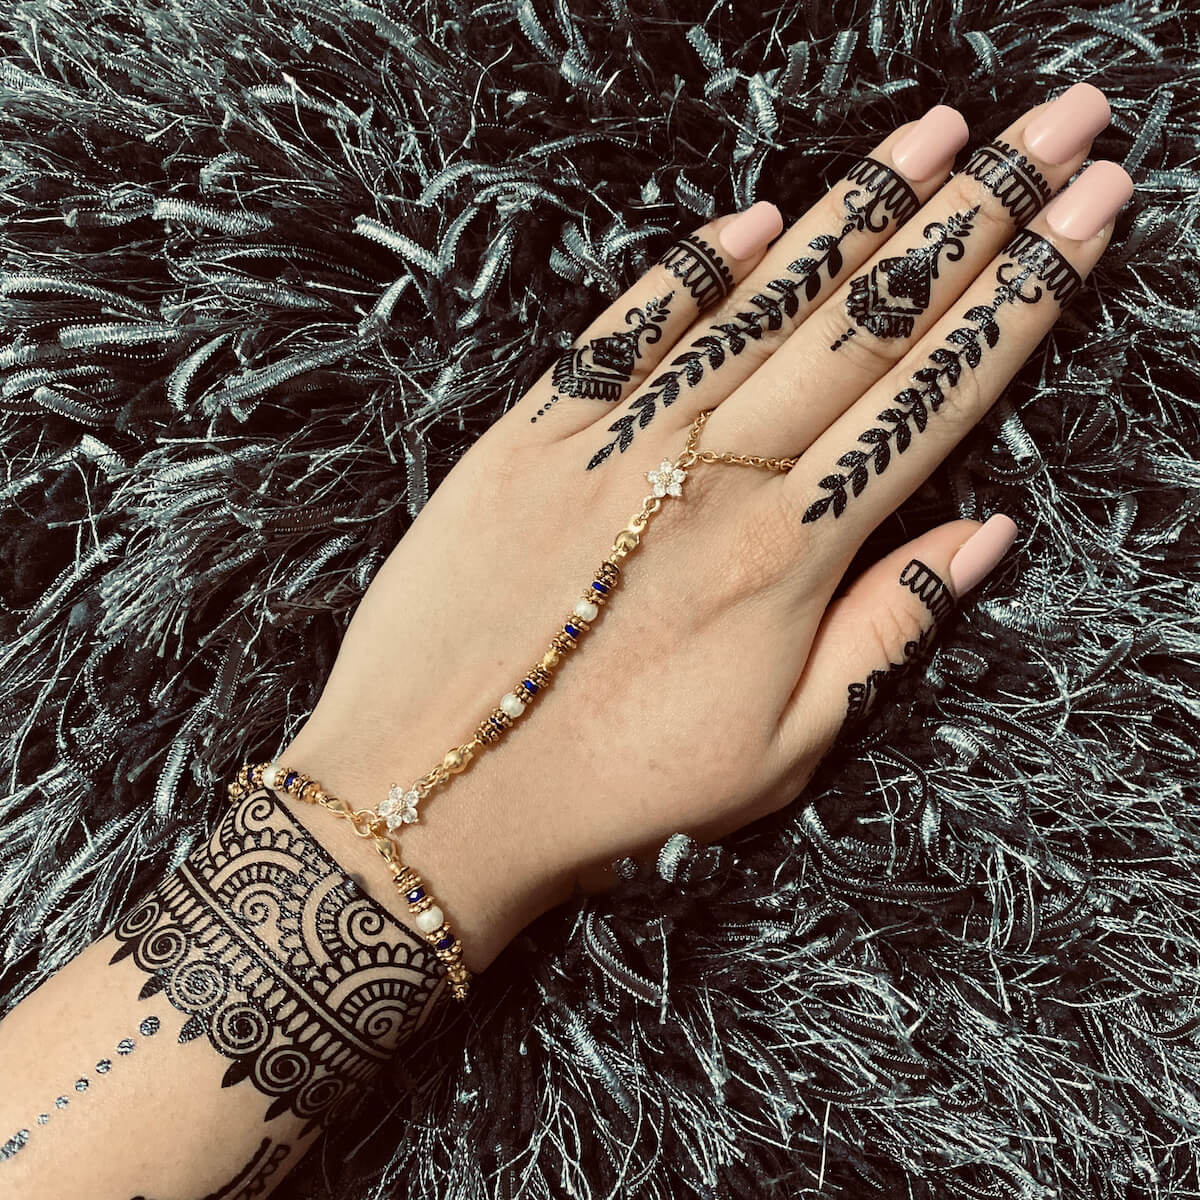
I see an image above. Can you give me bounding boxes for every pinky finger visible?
[776,514,1020,759]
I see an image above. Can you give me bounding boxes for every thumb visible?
[778,514,1020,751]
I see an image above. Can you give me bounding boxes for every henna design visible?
[846,623,933,723]
[833,208,978,350]
[802,232,1082,524]
[1,1017,163,1165]
[659,236,733,309]
[899,559,955,622]
[107,787,443,1137]
[532,294,674,423]
[586,158,919,469]
[960,139,1052,223]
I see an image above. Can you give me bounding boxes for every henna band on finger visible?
[960,139,1052,224]
[658,234,734,310]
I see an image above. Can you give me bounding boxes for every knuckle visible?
[942,171,1015,239]
[869,595,931,665]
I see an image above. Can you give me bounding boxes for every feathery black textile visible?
[1,1,1197,1196]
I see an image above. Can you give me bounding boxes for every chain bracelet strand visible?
[229,407,792,1003]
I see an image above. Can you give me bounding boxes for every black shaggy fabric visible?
[1,1,1197,1196]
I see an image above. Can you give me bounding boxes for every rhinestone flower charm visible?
[380,784,421,829]
[647,459,686,498]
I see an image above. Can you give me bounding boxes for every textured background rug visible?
[1,1,1197,1196]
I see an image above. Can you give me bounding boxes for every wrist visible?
[271,739,575,975]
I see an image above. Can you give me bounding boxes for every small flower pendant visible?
[647,459,686,498]
[380,784,421,829]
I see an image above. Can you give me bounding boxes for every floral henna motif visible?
[802,231,1082,525]
[832,208,978,350]
[586,158,919,470]
[107,787,443,1136]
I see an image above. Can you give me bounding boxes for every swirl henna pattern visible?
[586,157,919,469]
[107,787,443,1136]
[802,232,1082,524]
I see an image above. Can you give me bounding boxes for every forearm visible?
[0,786,447,1200]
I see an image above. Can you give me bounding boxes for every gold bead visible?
[542,647,560,669]
[614,529,639,552]
[443,746,471,774]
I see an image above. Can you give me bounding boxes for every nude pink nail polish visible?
[948,514,1019,596]
[890,105,970,182]
[1044,161,1134,240]
[1023,83,1111,165]
[718,201,784,259]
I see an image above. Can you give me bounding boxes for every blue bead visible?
[564,623,580,638]
[490,716,504,731]
[406,887,424,903]
[283,771,297,790]
[522,679,538,694]
[436,935,454,951]
[592,581,608,594]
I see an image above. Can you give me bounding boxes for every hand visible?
[277,86,1131,974]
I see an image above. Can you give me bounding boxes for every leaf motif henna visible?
[802,232,1082,524]
[106,787,443,1137]
[586,157,918,470]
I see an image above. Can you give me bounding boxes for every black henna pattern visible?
[846,623,933,723]
[960,139,1052,224]
[532,293,674,422]
[1,1017,163,1166]
[658,236,733,309]
[833,208,978,350]
[586,157,919,470]
[899,559,955,623]
[802,232,1082,524]
[107,787,443,1136]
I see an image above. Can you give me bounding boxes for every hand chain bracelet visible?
[230,407,795,1003]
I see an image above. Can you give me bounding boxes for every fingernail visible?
[717,201,784,259]
[1022,83,1111,165]
[1044,160,1134,240]
[948,514,1019,596]
[890,105,970,182]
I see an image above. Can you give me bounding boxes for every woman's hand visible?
[277,86,1131,974]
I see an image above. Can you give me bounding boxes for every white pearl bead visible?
[262,764,279,790]
[415,906,444,933]
[500,692,524,718]
[573,599,599,621]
